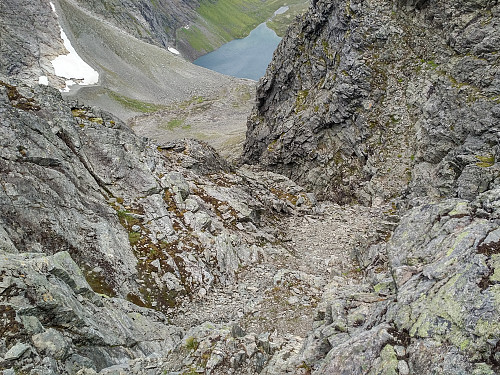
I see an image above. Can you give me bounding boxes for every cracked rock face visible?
[243,0,500,205]
[0,0,66,85]
[0,80,319,373]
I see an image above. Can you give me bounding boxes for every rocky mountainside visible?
[243,0,500,205]
[0,0,499,374]
[67,0,200,54]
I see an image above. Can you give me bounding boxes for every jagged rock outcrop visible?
[0,0,66,85]
[263,192,500,374]
[0,251,182,373]
[1,0,499,374]
[0,80,317,373]
[243,0,500,205]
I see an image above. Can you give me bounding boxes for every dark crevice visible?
[387,326,411,350]
[477,239,500,257]
[56,129,114,198]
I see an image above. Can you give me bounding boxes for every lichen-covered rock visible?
[243,0,500,205]
[0,251,182,373]
[268,191,499,374]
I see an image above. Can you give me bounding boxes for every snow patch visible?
[168,47,180,55]
[39,76,49,85]
[61,80,76,92]
[49,1,99,90]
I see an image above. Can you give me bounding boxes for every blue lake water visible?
[194,22,282,81]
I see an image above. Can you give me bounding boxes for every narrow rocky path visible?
[171,202,387,338]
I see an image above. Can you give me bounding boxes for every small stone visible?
[131,225,141,232]
[287,296,299,304]
[150,259,161,270]
[296,195,305,206]
[306,193,317,205]
[231,324,246,338]
[21,315,44,335]
[193,211,211,231]
[206,352,224,369]
[4,343,30,360]
[231,351,247,368]
[163,172,190,200]
[243,341,258,357]
[32,328,69,360]
[394,345,406,357]
[185,198,199,212]
[398,360,410,375]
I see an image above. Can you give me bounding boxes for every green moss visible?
[378,344,398,375]
[117,210,141,227]
[475,154,495,168]
[427,60,439,68]
[446,231,469,257]
[374,281,393,294]
[128,231,141,246]
[473,363,496,375]
[163,118,190,130]
[89,117,104,124]
[459,339,470,350]
[107,90,166,113]
[491,255,500,282]
[295,89,309,112]
[185,336,199,351]
[82,266,117,297]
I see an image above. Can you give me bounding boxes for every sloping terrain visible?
[0,0,499,374]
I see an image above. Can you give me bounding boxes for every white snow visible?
[49,1,56,12]
[49,1,99,90]
[38,76,49,85]
[168,47,180,55]
[61,80,76,92]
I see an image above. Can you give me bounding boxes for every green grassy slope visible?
[178,0,309,55]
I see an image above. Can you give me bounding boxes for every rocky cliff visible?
[67,0,199,52]
[243,0,500,205]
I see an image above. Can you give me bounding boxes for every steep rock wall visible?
[68,0,199,52]
[243,0,500,205]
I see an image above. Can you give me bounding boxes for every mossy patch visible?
[162,118,191,131]
[377,344,398,375]
[295,89,309,113]
[82,265,117,297]
[107,90,166,113]
[71,108,105,124]
[185,336,199,351]
[475,154,495,168]
[0,81,41,111]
